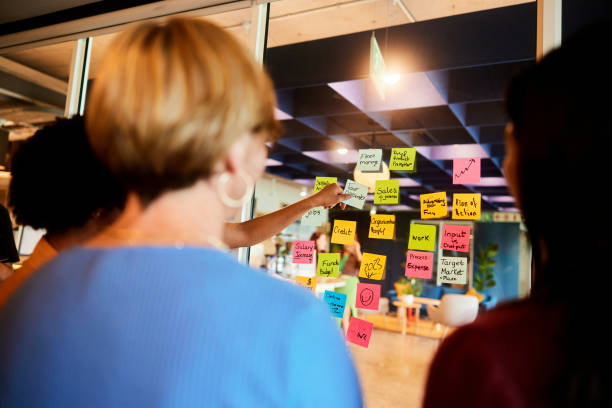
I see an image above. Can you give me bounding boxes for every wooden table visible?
[393,297,441,335]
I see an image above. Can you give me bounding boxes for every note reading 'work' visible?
[437,256,468,285]
[369,214,395,240]
[359,253,386,280]
[323,290,347,318]
[346,317,374,348]
[313,177,338,193]
[405,250,434,279]
[440,224,471,253]
[408,224,437,252]
[356,283,381,310]
[317,253,341,277]
[356,149,383,172]
[331,219,357,245]
[389,148,417,172]
[374,180,400,204]
[453,158,481,185]
[452,193,481,220]
[343,180,369,209]
[420,192,448,219]
[292,241,315,264]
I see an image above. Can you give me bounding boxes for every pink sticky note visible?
[453,158,481,185]
[405,250,434,279]
[440,225,471,253]
[346,317,374,348]
[292,241,315,264]
[356,283,381,310]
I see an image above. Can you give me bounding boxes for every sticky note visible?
[405,250,434,279]
[369,214,395,239]
[356,149,382,172]
[440,224,471,253]
[331,220,356,245]
[313,177,337,193]
[421,192,448,219]
[452,193,481,220]
[356,283,381,310]
[374,180,400,204]
[292,241,315,264]
[301,207,327,226]
[389,148,417,172]
[317,253,341,277]
[437,256,468,285]
[453,158,481,185]
[408,224,436,252]
[296,276,317,291]
[343,180,368,209]
[359,252,386,280]
[323,290,347,318]
[346,317,374,348]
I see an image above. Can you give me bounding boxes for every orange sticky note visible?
[452,193,481,220]
[331,220,356,245]
[421,192,448,219]
[359,252,386,280]
[295,276,317,292]
[369,214,395,240]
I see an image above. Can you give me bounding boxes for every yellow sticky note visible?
[331,220,356,245]
[374,180,400,204]
[313,177,337,193]
[389,148,416,172]
[359,252,387,280]
[420,192,448,219]
[369,214,395,240]
[296,276,317,291]
[452,193,481,220]
[408,224,436,252]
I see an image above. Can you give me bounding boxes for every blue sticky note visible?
[323,290,347,318]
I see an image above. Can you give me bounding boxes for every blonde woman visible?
[0,19,361,407]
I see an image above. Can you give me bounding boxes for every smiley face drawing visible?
[359,288,374,306]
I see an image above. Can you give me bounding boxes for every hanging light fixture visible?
[354,161,390,193]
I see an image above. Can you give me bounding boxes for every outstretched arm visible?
[223,183,351,249]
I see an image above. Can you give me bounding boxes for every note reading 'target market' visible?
[437,256,468,285]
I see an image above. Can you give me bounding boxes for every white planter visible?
[401,294,414,305]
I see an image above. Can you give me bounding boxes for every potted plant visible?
[474,243,499,295]
[395,277,423,304]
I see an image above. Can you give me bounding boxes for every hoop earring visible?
[217,171,254,208]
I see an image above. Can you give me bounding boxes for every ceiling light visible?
[354,161,390,193]
[337,148,348,155]
[384,73,400,85]
[300,188,307,197]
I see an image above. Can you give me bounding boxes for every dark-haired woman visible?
[423,21,612,407]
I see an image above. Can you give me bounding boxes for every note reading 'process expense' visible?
[440,224,471,253]
[295,276,317,291]
[346,317,374,348]
[420,192,448,219]
[356,283,381,310]
[323,290,347,318]
[408,224,437,252]
[317,252,341,277]
[313,176,338,193]
[374,180,400,204]
[301,207,327,226]
[453,158,481,185]
[356,149,383,172]
[292,240,315,264]
[389,147,417,172]
[452,193,481,220]
[437,256,468,285]
[369,214,395,240]
[331,219,357,245]
[405,250,434,279]
[359,252,387,280]
[343,180,369,209]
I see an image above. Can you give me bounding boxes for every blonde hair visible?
[86,18,280,203]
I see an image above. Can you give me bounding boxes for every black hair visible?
[506,20,612,407]
[8,116,126,236]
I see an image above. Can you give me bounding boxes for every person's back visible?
[0,246,361,407]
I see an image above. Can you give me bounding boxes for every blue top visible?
[0,247,362,407]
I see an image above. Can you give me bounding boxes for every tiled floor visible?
[349,327,441,408]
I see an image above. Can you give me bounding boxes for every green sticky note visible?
[389,148,417,172]
[313,177,338,193]
[408,224,436,252]
[374,180,400,204]
[317,253,341,277]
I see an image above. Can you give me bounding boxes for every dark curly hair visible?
[8,116,125,235]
